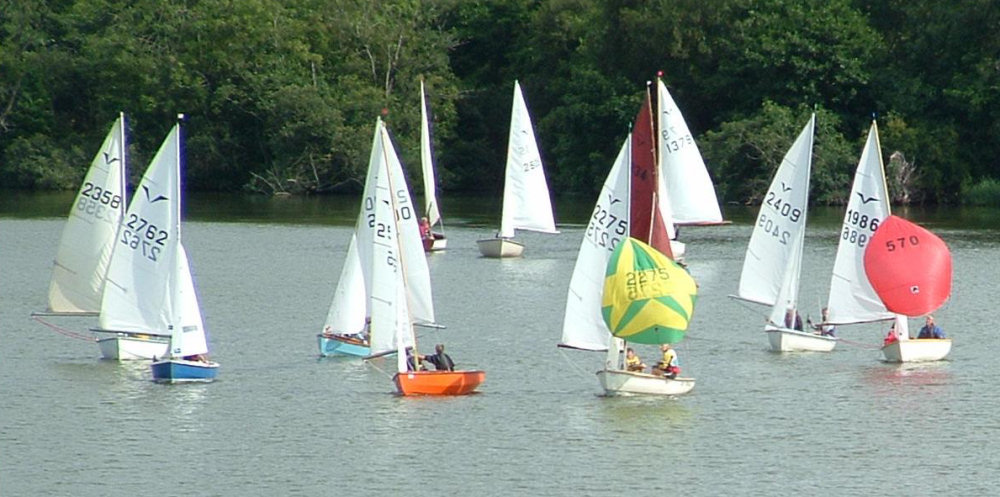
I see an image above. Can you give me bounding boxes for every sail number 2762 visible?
[120,214,168,262]
[586,203,627,252]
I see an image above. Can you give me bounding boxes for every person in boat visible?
[884,323,899,346]
[917,315,946,339]
[654,344,680,379]
[783,307,804,331]
[419,343,455,371]
[404,347,423,371]
[419,217,432,240]
[625,348,646,372]
[183,354,208,363]
[807,307,836,337]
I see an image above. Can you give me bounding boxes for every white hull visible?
[97,334,169,361]
[881,338,951,362]
[597,369,695,396]
[477,238,524,258]
[764,325,838,352]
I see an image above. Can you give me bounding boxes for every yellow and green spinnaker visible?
[601,237,697,344]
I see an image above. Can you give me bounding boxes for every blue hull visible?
[317,334,370,357]
[151,359,219,383]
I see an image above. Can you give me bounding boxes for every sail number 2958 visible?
[120,214,168,262]
[586,203,627,252]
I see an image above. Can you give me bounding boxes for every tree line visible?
[2,0,998,205]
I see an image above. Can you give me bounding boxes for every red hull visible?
[393,370,485,396]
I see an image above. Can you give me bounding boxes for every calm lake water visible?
[2,193,999,496]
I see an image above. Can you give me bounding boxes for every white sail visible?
[420,80,442,228]
[826,122,894,324]
[168,244,208,357]
[498,80,557,237]
[369,120,416,355]
[99,124,185,336]
[559,137,632,351]
[737,113,815,324]
[380,122,436,325]
[322,232,366,334]
[45,114,127,314]
[656,79,723,225]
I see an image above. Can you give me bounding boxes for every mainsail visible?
[498,80,557,238]
[44,114,127,315]
[826,122,895,325]
[656,78,723,225]
[736,114,815,326]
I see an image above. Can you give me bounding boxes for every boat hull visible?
[422,233,447,252]
[95,333,169,361]
[881,338,952,362]
[151,358,219,383]
[476,238,524,258]
[764,325,838,352]
[392,370,485,396]
[317,333,370,357]
[597,369,695,396]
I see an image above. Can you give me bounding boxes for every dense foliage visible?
[1,0,997,204]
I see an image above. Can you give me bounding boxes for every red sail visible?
[630,91,655,244]
[863,215,952,316]
[629,87,674,259]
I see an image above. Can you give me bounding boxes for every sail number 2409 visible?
[119,214,168,262]
[586,203,627,252]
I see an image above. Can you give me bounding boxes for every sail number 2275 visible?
[586,203,627,252]
[120,214,168,262]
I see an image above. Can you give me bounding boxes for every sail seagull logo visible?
[857,192,879,204]
[143,186,168,204]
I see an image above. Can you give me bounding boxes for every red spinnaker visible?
[863,215,952,316]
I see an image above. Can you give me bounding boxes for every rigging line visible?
[557,347,597,381]
[835,337,882,350]
[32,316,96,342]
[364,357,395,379]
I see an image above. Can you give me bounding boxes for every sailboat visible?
[36,113,128,321]
[93,115,217,381]
[825,121,952,362]
[734,113,837,352]
[419,80,447,252]
[655,75,726,259]
[559,88,696,396]
[356,118,483,395]
[476,80,558,258]
[318,117,438,357]
[865,215,953,362]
